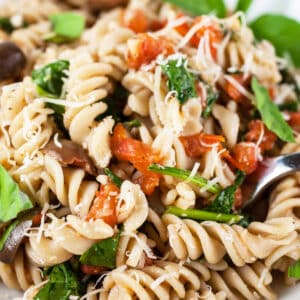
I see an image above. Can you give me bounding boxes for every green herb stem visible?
[288,260,300,279]
[165,206,244,224]
[148,163,221,194]
[104,168,123,188]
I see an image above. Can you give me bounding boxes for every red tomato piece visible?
[223,74,251,104]
[179,133,225,158]
[231,142,258,175]
[111,124,161,195]
[87,182,119,227]
[80,264,107,275]
[121,9,149,33]
[245,120,277,152]
[127,33,174,69]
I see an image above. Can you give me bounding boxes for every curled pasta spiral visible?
[207,261,276,300]
[163,214,298,266]
[143,208,168,254]
[25,214,114,267]
[11,22,52,69]
[116,231,156,268]
[117,180,149,232]
[218,15,281,85]
[97,27,134,81]
[41,154,99,217]
[63,51,116,168]
[0,0,65,24]
[7,100,54,164]
[0,247,42,291]
[99,261,223,300]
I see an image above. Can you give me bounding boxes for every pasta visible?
[0,0,299,299]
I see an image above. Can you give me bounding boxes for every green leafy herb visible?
[148,164,221,194]
[235,0,253,13]
[34,263,83,300]
[164,0,226,18]
[202,87,219,117]
[278,101,299,112]
[165,206,244,224]
[96,84,128,122]
[161,59,197,104]
[0,220,18,251]
[0,165,33,223]
[251,77,295,142]
[288,260,300,279]
[0,17,14,33]
[206,170,245,214]
[46,12,85,43]
[80,231,121,269]
[104,168,123,188]
[250,14,300,67]
[124,119,142,129]
[32,60,69,98]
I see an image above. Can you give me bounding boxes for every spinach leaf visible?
[104,168,123,188]
[165,206,244,224]
[80,231,121,269]
[161,59,197,104]
[207,170,245,214]
[202,87,219,117]
[46,12,85,43]
[32,60,69,98]
[251,77,295,142]
[34,263,83,300]
[149,164,221,194]
[164,0,226,18]
[288,260,300,279]
[0,17,14,33]
[250,14,300,67]
[96,84,128,122]
[235,0,253,13]
[0,165,33,223]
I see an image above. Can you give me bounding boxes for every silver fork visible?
[242,152,300,208]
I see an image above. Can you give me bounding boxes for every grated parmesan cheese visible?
[121,231,156,260]
[53,133,62,148]
[150,271,179,289]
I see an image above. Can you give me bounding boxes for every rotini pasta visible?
[0,0,299,299]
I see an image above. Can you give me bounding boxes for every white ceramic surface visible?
[0,0,300,299]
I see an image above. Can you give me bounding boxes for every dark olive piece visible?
[87,0,127,11]
[0,41,26,81]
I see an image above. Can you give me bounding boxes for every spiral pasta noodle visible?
[163,214,298,266]
[0,247,42,291]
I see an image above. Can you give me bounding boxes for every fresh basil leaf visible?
[0,17,14,33]
[288,260,300,279]
[32,60,69,98]
[80,231,121,269]
[251,77,295,142]
[207,170,245,214]
[104,169,123,188]
[0,165,33,223]
[250,14,300,67]
[46,12,84,44]
[161,59,197,104]
[34,263,83,300]
[235,0,253,13]
[165,206,244,224]
[164,0,226,18]
[202,87,219,117]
